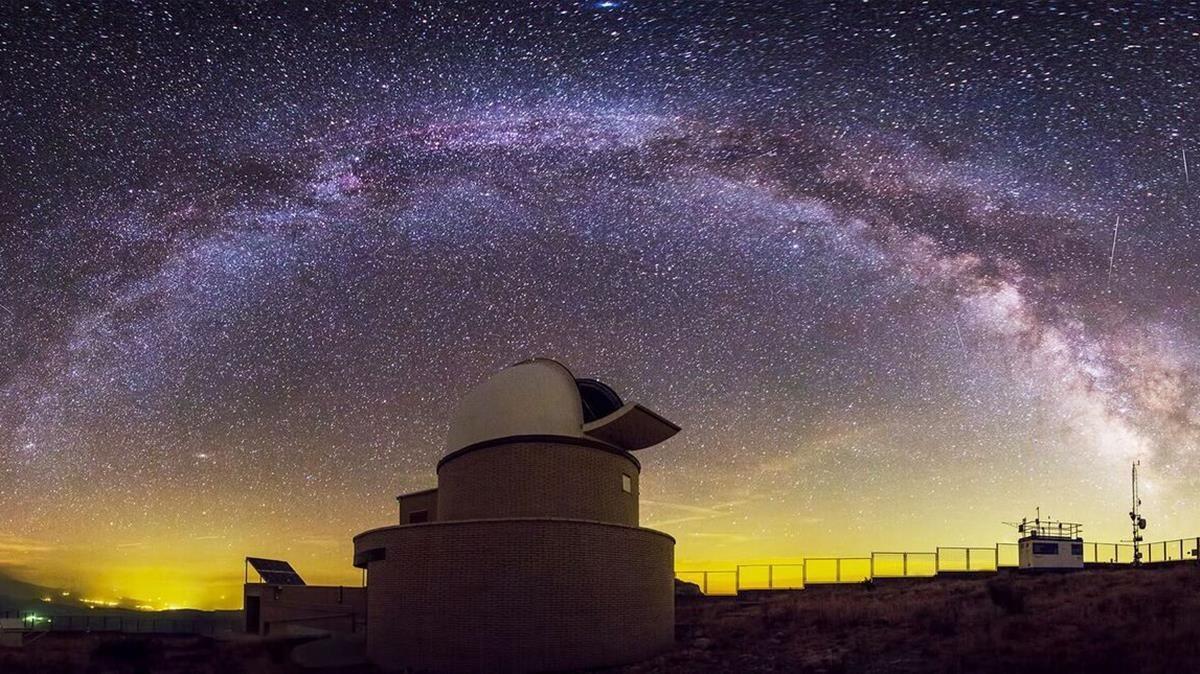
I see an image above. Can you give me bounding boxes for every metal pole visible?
[836,558,842,583]
[768,565,774,589]
[702,572,708,595]
[903,553,908,577]
[966,548,972,572]
[735,566,740,592]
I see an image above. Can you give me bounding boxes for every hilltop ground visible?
[629,563,1200,674]
[2,564,1198,673]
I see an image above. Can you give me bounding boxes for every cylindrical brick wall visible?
[354,519,674,672]
[437,440,640,526]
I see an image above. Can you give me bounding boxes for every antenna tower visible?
[1129,461,1147,565]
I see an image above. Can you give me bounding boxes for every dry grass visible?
[7,567,1198,672]
[627,564,1200,674]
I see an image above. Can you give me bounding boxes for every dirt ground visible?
[4,565,1198,673]
[625,564,1200,674]
[0,631,376,674]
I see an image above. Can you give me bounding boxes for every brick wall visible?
[354,518,674,672]
[243,584,365,635]
[398,488,438,523]
[437,441,640,526]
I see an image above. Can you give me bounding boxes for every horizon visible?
[4,1,1200,612]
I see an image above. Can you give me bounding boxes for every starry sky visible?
[2,1,1199,608]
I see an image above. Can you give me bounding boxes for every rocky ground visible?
[625,564,1200,674]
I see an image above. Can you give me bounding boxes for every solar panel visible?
[246,557,306,586]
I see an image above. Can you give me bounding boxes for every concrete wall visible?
[243,584,366,635]
[398,488,438,524]
[354,518,674,672]
[437,441,640,526]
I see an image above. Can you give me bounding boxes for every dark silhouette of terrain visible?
[630,564,1200,674]
[4,565,1199,673]
[0,567,61,609]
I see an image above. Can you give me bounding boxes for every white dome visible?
[446,359,584,453]
[445,359,679,455]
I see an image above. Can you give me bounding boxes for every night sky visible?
[2,1,1199,608]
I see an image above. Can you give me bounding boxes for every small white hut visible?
[1013,516,1084,570]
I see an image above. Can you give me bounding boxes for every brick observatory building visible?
[352,358,681,672]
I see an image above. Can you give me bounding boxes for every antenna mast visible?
[1129,461,1146,565]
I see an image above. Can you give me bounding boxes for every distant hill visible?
[0,568,60,606]
[0,568,109,614]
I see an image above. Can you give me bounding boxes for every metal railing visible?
[0,611,238,635]
[870,551,937,578]
[935,546,998,572]
[802,557,871,584]
[1140,537,1200,564]
[676,534,1200,596]
[675,569,739,596]
[734,563,805,590]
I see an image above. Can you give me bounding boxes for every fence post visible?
[802,561,808,585]
[935,548,940,572]
[702,572,709,595]
[836,558,842,583]
[903,553,909,577]
[735,566,741,592]
[966,548,972,572]
[768,565,774,589]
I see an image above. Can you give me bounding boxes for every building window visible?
[408,510,429,524]
[1071,543,1083,556]
[621,474,632,493]
[1032,542,1059,555]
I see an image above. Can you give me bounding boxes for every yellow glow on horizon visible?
[5,429,1198,610]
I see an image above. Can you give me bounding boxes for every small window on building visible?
[408,510,429,524]
[621,474,632,493]
[1032,542,1059,555]
[1071,543,1083,556]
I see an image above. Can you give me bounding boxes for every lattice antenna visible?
[1129,461,1147,565]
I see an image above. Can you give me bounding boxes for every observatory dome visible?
[444,358,679,456]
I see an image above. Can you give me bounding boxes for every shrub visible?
[986,578,1026,615]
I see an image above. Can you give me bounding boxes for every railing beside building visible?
[675,569,739,596]
[676,534,1200,596]
[0,610,238,635]
[1141,537,1200,563]
[734,564,805,590]
[935,547,998,573]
